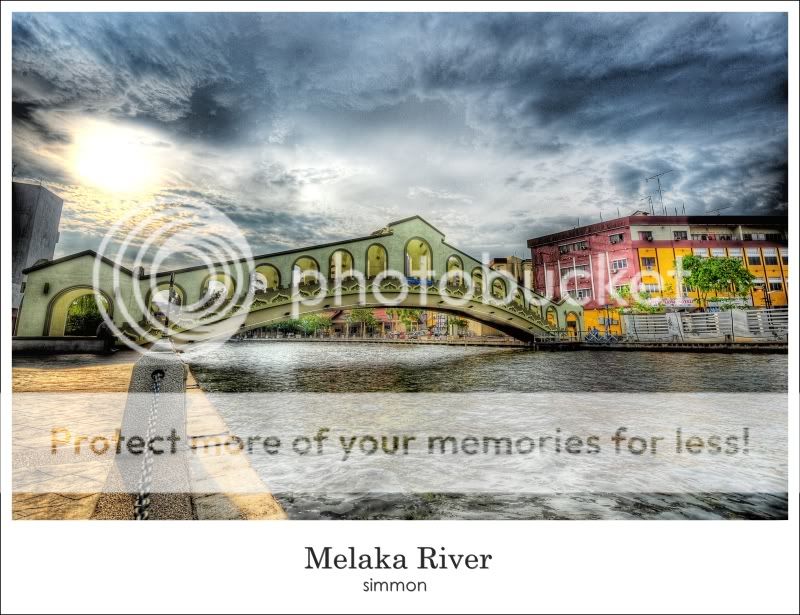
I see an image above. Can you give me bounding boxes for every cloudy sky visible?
[12,12,788,263]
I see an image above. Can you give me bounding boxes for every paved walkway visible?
[12,352,285,520]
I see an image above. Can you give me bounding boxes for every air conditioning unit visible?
[645,236,653,242]
[611,269,618,274]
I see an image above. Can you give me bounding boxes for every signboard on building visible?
[645,297,696,308]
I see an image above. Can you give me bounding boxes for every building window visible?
[718,234,732,240]
[642,283,660,293]
[560,264,588,277]
[614,284,630,295]
[641,256,656,270]
[609,233,625,244]
[567,288,592,300]
[765,233,782,242]
[693,248,709,258]
[727,248,743,260]
[558,241,589,255]
[638,231,653,241]
[743,233,768,241]
[780,250,788,265]
[691,233,708,241]
[763,248,779,266]
[768,279,783,292]
[711,248,726,258]
[673,230,688,240]
[610,258,627,271]
[747,249,761,266]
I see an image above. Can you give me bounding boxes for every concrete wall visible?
[12,182,63,311]
[12,336,107,354]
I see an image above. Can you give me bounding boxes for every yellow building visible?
[528,214,788,335]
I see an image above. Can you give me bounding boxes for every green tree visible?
[347,308,378,337]
[680,255,755,309]
[447,316,469,335]
[65,294,107,336]
[616,285,663,315]
[396,308,423,331]
[297,314,332,336]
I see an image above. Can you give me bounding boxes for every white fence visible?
[622,308,788,343]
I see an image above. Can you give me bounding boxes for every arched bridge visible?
[16,216,582,345]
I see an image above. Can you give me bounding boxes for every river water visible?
[187,342,788,519]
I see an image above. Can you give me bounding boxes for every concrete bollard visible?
[93,341,194,519]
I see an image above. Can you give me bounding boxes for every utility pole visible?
[645,170,673,215]
[164,272,175,336]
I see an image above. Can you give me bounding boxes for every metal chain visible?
[134,370,164,520]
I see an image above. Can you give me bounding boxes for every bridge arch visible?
[365,243,389,278]
[404,237,433,279]
[43,285,114,336]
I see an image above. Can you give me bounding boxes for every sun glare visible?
[72,122,162,194]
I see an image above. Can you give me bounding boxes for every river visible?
[187,342,788,519]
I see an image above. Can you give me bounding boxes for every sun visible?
[71,121,162,194]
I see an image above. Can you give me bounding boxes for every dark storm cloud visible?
[11,12,788,259]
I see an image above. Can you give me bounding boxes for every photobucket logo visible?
[287,253,532,315]
[92,200,255,355]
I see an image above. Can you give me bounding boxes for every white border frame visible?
[1,2,797,613]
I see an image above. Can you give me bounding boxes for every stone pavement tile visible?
[13,493,101,520]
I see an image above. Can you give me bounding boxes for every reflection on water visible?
[277,492,789,520]
[188,343,788,393]
[188,342,788,519]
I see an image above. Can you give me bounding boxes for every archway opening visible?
[446,255,464,286]
[252,264,281,293]
[565,312,580,339]
[405,238,432,280]
[64,293,110,336]
[293,256,319,285]
[366,244,388,278]
[329,250,354,280]
[546,306,558,328]
[491,277,507,300]
[149,284,184,323]
[45,287,113,336]
[200,274,234,311]
[471,268,483,295]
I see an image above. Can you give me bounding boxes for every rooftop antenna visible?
[682,201,686,215]
[640,195,654,215]
[707,205,733,216]
[645,170,673,216]
[599,210,603,221]
[617,207,620,217]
